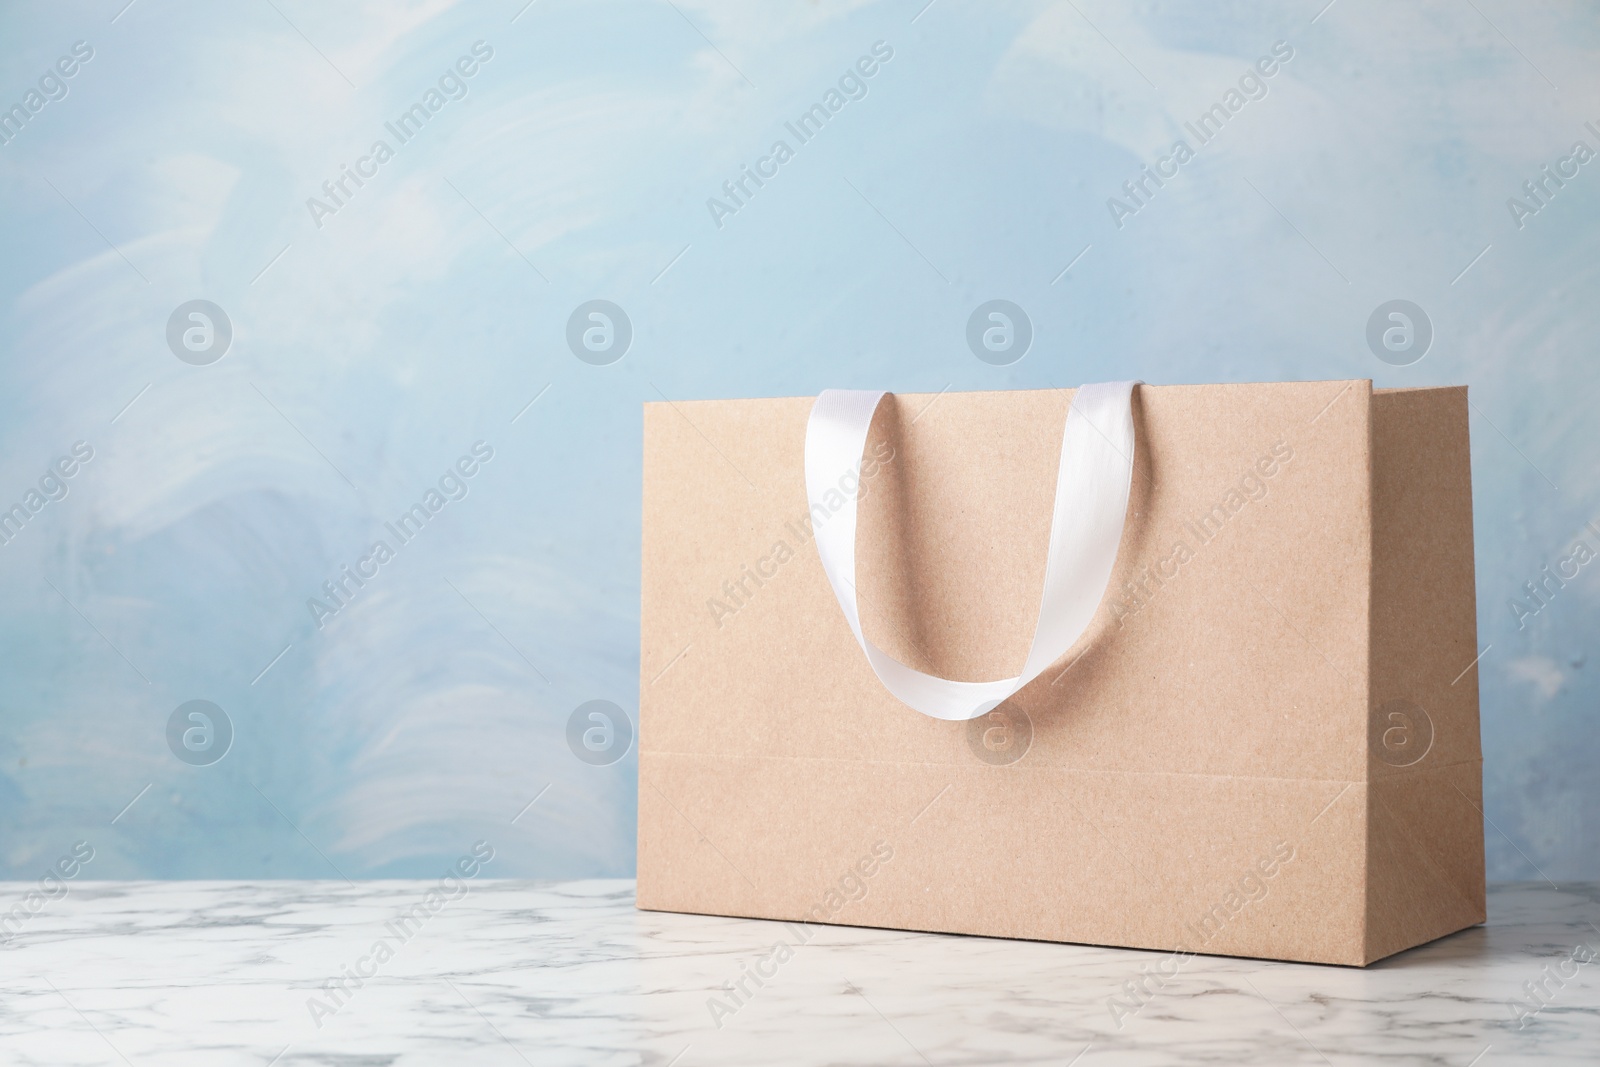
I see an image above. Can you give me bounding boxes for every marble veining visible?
[0,880,1595,1065]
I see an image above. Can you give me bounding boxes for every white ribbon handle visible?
[804,382,1138,721]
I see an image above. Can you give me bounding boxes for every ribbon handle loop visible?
[804,382,1138,721]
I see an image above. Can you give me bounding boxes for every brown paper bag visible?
[637,381,1484,966]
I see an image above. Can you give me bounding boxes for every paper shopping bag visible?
[637,380,1483,966]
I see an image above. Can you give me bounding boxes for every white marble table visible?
[0,880,1594,1065]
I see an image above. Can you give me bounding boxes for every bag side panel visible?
[1365,386,1487,963]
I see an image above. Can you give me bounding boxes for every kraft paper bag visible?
[637,381,1484,966]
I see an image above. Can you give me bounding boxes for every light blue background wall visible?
[1,0,1596,881]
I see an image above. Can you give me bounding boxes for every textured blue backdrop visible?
[1,0,1596,880]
